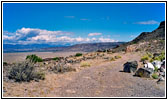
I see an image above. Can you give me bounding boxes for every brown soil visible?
[3,52,165,97]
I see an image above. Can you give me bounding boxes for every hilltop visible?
[113,21,165,53]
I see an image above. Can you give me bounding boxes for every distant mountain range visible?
[3,42,125,53]
[37,42,125,52]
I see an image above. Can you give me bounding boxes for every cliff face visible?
[114,21,165,53]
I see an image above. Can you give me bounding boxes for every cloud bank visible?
[135,20,159,25]
[3,28,117,45]
[88,33,102,36]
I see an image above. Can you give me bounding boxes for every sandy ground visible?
[3,52,86,63]
[3,52,165,97]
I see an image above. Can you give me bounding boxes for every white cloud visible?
[64,16,75,18]
[80,18,89,21]
[98,37,117,42]
[4,28,118,45]
[88,33,102,36]
[3,35,15,40]
[134,20,159,25]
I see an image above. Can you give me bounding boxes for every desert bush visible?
[26,54,43,63]
[75,53,83,57]
[149,59,154,63]
[154,66,159,72]
[80,62,91,67]
[114,55,122,59]
[53,57,60,61]
[33,71,45,80]
[3,62,8,66]
[146,52,153,58]
[153,51,165,61]
[8,61,45,82]
[110,57,115,61]
[140,55,149,62]
[152,73,159,79]
[52,63,76,73]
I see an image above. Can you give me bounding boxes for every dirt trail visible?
[57,53,165,97]
[3,52,165,97]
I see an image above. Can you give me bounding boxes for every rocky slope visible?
[113,21,165,53]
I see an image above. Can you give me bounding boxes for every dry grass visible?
[80,62,91,67]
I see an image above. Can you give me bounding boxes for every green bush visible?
[53,57,60,61]
[140,55,149,62]
[110,57,116,61]
[153,51,165,61]
[149,59,154,63]
[26,54,43,63]
[8,61,45,82]
[152,73,159,79]
[154,66,159,72]
[75,53,83,57]
[146,52,153,58]
[115,55,122,59]
[3,62,8,66]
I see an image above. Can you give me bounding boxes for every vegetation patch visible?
[110,57,116,61]
[26,54,43,63]
[152,73,159,79]
[141,51,165,62]
[52,64,76,73]
[114,55,122,59]
[3,62,8,66]
[141,55,150,62]
[8,61,45,82]
[80,62,91,67]
[53,57,60,61]
[75,53,83,57]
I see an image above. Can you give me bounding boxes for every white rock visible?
[144,63,155,70]
[152,60,162,69]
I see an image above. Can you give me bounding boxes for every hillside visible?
[113,21,165,53]
[38,42,124,52]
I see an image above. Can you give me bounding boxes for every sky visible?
[3,3,165,45]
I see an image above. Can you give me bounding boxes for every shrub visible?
[33,71,45,80]
[146,52,153,58]
[140,55,149,62]
[53,57,60,61]
[149,59,154,63]
[3,62,8,66]
[52,63,76,73]
[114,55,121,59]
[8,61,45,82]
[26,54,43,63]
[80,62,91,67]
[110,57,115,61]
[75,53,83,57]
[154,66,159,72]
[152,73,159,79]
[153,51,165,61]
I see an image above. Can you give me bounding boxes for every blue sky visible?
[3,3,165,45]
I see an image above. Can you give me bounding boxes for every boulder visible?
[152,60,162,69]
[144,63,155,70]
[135,68,154,78]
[123,61,138,73]
[157,75,165,84]
[161,60,165,69]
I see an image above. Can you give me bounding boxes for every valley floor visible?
[3,52,165,97]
